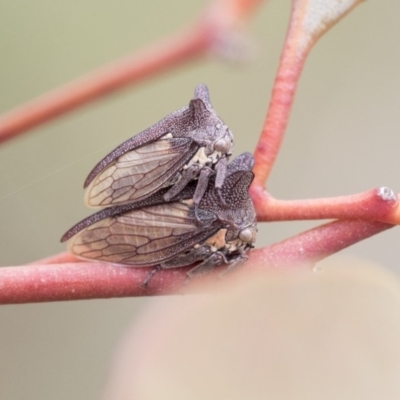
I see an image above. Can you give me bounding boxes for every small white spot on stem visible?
[377,187,397,202]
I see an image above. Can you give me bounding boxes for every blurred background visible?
[0,0,400,398]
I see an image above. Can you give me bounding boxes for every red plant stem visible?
[0,262,165,304]
[0,219,392,305]
[252,5,306,189]
[251,186,400,223]
[0,0,262,144]
[0,24,209,144]
[251,219,393,269]
[251,0,363,190]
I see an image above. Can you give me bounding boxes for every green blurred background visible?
[0,1,399,398]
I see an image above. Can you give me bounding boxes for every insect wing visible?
[84,137,197,208]
[62,153,255,243]
[68,202,219,266]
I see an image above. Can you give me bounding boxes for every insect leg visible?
[194,166,213,221]
[218,254,248,278]
[214,157,228,189]
[186,251,229,282]
[214,157,228,205]
[161,245,213,269]
[142,266,162,289]
[194,166,213,204]
[142,246,214,288]
[163,163,201,201]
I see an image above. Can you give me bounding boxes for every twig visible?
[251,0,363,188]
[252,187,400,224]
[0,0,262,144]
[0,218,391,305]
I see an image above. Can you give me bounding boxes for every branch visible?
[251,186,400,224]
[252,0,363,189]
[0,219,392,305]
[0,1,392,306]
[0,0,262,144]
[252,219,393,268]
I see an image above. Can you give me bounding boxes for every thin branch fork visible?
[249,0,398,225]
[0,0,397,304]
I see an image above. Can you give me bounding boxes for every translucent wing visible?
[68,202,219,266]
[84,137,197,208]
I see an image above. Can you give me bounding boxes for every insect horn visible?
[194,83,211,106]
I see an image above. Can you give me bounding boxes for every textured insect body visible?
[62,153,257,283]
[84,84,233,210]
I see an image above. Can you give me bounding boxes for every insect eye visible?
[239,227,254,243]
[214,137,231,153]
